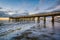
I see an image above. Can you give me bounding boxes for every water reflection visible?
[44,20,46,28]
[44,17,46,28]
[0,18,60,40]
[52,20,55,34]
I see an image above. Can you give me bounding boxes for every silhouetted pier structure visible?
[9,12,60,27]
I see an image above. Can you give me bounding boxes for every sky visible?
[0,0,60,15]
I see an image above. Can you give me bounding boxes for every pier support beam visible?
[33,17,35,23]
[37,17,40,23]
[52,16,54,26]
[52,16,55,34]
[44,17,46,28]
[9,18,10,22]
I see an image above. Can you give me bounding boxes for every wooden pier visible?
[9,12,60,27]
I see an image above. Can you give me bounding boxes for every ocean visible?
[0,18,60,40]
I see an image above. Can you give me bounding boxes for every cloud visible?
[45,0,60,12]
[0,7,3,9]
[56,0,60,5]
[0,7,16,15]
[45,5,60,12]
[45,0,60,10]
[0,7,15,15]
[50,5,60,10]
[55,5,60,9]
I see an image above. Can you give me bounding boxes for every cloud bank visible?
[45,0,60,12]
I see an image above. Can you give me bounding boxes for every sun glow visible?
[0,17,9,20]
[29,13,35,15]
[8,12,13,15]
